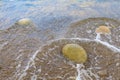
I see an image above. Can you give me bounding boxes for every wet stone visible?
[62,44,87,63]
[95,26,111,34]
[17,18,32,26]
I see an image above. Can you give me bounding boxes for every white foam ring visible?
[95,40,120,52]
[70,38,120,53]
[11,37,120,80]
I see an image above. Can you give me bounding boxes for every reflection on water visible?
[0,0,120,29]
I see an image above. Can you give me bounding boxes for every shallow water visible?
[0,0,120,80]
[0,0,120,30]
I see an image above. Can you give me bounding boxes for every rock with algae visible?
[62,44,87,63]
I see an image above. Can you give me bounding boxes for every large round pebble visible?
[62,44,87,63]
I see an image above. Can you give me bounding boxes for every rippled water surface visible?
[0,0,120,29]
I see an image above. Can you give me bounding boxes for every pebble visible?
[17,18,32,25]
[62,44,87,63]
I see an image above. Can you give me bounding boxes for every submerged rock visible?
[62,44,87,63]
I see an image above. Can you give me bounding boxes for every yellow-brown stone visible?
[95,26,111,34]
[17,18,32,25]
[62,44,87,63]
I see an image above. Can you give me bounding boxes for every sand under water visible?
[0,18,120,80]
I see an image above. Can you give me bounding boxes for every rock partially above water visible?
[17,18,32,26]
[95,26,111,34]
[62,44,87,63]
